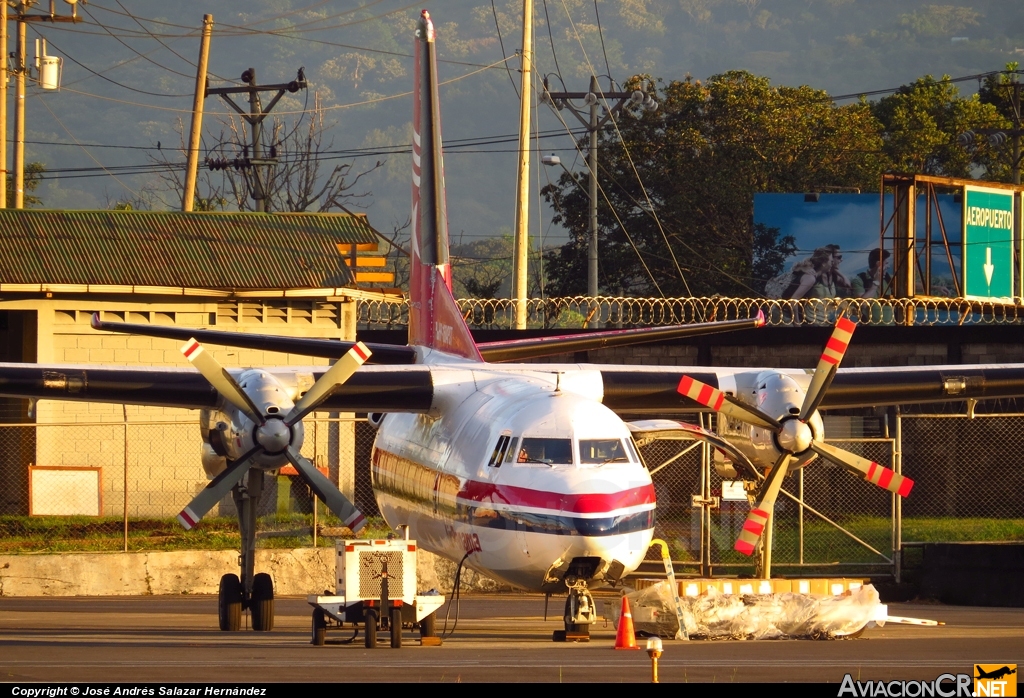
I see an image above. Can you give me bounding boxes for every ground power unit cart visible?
[307,538,446,648]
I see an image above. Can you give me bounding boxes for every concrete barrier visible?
[919,542,1024,607]
[0,548,491,597]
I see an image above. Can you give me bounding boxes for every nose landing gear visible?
[552,576,596,642]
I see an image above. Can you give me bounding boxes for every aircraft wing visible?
[90,315,418,365]
[477,314,765,362]
[0,363,434,413]
[598,364,1024,413]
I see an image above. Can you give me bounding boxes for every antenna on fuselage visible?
[554,372,563,395]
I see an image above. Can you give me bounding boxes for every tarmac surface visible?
[0,594,1021,684]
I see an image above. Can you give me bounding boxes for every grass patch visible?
[652,515,1024,567]
[0,514,394,554]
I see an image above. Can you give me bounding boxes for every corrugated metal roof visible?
[0,210,381,290]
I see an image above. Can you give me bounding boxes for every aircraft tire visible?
[419,611,436,638]
[390,607,402,649]
[251,573,275,632]
[311,608,327,646]
[218,574,242,632]
[364,607,379,648]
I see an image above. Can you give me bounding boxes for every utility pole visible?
[511,0,533,330]
[541,78,656,320]
[182,14,213,212]
[0,1,7,209]
[207,67,306,212]
[7,1,80,209]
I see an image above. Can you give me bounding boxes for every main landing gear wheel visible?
[311,608,327,646]
[218,574,242,632]
[250,573,274,632]
[390,607,403,649]
[364,607,379,649]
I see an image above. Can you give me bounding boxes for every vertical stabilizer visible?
[409,11,482,360]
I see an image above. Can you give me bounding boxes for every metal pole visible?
[13,17,25,208]
[588,75,599,300]
[762,513,773,580]
[247,71,266,213]
[893,408,903,584]
[123,404,129,553]
[697,413,708,578]
[0,1,8,209]
[511,0,533,330]
[312,419,318,548]
[798,467,804,566]
[182,14,213,212]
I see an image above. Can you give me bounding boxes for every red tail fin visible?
[408,11,481,361]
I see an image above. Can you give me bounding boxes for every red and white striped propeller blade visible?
[678,375,781,430]
[799,316,856,421]
[810,440,914,497]
[735,453,791,556]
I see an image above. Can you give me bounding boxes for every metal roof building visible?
[0,210,381,290]
[0,210,389,518]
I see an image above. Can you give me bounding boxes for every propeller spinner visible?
[176,340,372,533]
[678,316,914,556]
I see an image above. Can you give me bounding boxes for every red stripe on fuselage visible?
[456,479,656,515]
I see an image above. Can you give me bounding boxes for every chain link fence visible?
[358,296,1024,330]
[1,413,1022,579]
[0,416,381,554]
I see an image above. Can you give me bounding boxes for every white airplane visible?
[3,10,1024,641]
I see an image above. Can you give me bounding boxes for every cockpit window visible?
[517,438,573,465]
[503,437,519,463]
[579,439,629,464]
[488,435,512,467]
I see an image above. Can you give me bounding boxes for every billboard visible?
[753,193,962,300]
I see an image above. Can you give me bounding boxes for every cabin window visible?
[579,439,630,464]
[488,435,512,467]
[516,438,573,465]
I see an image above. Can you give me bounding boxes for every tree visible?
[5,163,45,208]
[543,71,886,297]
[159,93,381,213]
[872,75,1008,179]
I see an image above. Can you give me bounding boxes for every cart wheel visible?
[364,607,379,649]
[218,574,242,632]
[419,611,437,638]
[390,607,403,649]
[311,608,327,646]
[251,573,274,632]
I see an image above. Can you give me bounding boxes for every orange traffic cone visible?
[614,595,641,650]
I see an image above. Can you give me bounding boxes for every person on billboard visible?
[814,245,852,298]
[851,248,891,298]
[782,248,834,300]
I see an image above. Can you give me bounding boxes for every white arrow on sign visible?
[984,247,995,287]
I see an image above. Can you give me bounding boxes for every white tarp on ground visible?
[612,581,886,640]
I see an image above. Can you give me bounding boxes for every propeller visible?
[175,340,372,533]
[734,453,791,555]
[677,316,914,556]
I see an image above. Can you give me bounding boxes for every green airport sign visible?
[963,185,1015,299]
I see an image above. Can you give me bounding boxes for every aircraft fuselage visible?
[370,362,656,592]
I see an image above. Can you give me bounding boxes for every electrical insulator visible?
[989,132,1008,147]
[957,131,976,146]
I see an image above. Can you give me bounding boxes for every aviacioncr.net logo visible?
[838,673,973,697]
